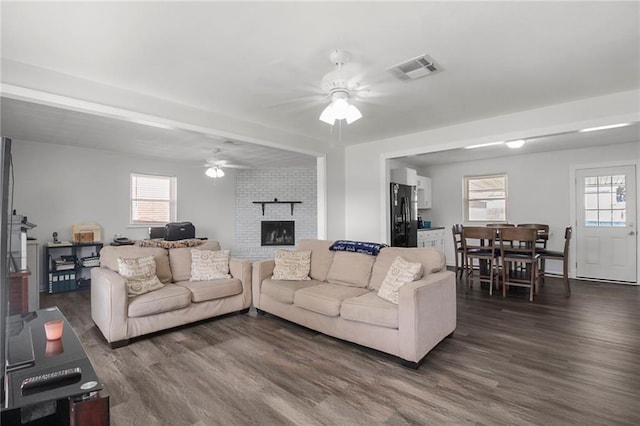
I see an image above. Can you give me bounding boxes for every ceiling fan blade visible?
[264,93,326,109]
[222,164,252,169]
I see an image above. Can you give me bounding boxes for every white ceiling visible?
[1,1,639,166]
[0,97,317,168]
[403,122,640,167]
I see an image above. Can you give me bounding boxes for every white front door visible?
[576,165,637,282]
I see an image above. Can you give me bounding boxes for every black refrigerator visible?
[390,182,418,247]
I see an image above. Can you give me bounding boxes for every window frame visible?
[129,172,177,226]
[463,173,508,223]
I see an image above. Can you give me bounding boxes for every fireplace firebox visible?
[261,221,295,246]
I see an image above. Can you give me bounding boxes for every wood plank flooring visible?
[40,275,640,425]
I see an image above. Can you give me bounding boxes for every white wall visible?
[3,64,349,238]
[324,146,346,240]
[344,90,640,244]
[11,140,238,250]
[234,168,317,261]
[421,141,639,275]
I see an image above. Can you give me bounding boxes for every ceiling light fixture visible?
[465,141,504,149]
[506,139,525,149]
[579,123,631,133]
[205,166,224,178]
[319,50,363,126]
[319,91,362,125]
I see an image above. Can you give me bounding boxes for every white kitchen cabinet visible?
[417,228,445,253]
[416,175,432,209]
[390,167,417,186]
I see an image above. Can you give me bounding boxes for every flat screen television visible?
[1,137,13,407]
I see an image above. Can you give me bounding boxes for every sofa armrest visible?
[398,270,457,363]
[229,258,252,308]
[251,259,275,309]
[90,267,129,343]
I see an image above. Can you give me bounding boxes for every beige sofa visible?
[252,239,456,368]
[91,241,251,347]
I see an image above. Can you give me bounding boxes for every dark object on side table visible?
[165,222,195,241]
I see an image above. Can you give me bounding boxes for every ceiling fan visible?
[318,49,364,126]
[203,148,249,178]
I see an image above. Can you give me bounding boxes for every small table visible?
[2,307,109,425]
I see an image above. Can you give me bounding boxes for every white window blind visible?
[130,173,177,225]
[464,174,507,222]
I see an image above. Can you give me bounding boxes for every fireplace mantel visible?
[252,200,302,215]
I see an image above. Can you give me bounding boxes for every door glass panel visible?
[599,210,612,226]
[585,210,598,226]
[585,193,598,209]
[585,176,598,190]
[598,193,613,209]
[584,174,626,227]
[612,209,625,223]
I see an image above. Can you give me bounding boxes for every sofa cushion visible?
[190,249,231,280]
[377,256,423,304]
[169,240,221,282]
[127,284,191,318]
[272,250,311,280]
[340,292,399,329]
[117,255,165,297]
[369,247,445,291]
[261,279,322,304]
[293,283,369,317]
[297,239,335,282]
[175,278,242,302]
[100,246,172,283]
[326,251,375,288]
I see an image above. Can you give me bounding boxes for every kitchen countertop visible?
[418,227,445,231]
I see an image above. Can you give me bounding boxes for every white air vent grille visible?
[387,54,439,81]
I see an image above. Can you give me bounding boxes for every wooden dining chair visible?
[451,224,465,277]
[517,223,549,272]
[487,223,515,249]
[499,227,540,302]
[537,226,572,296]
[517,223,549,248]
[462,226,499,295]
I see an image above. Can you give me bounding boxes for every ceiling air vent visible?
[386,54,438,81]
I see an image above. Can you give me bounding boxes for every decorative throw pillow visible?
[377,256,423,304]
[117,255,165,297]
[190,249,231,281]
[272,250,311,281]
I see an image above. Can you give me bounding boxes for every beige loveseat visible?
[252,240,456,368]
[91,240,251,347]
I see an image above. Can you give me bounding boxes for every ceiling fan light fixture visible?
[332,98,349,119]
[319,104,336,125]
[205,166,225,178]
[319,90,361,125]
[345,104,362,124]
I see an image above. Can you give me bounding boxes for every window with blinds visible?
[464,174,507,222]
[130,173,177,225]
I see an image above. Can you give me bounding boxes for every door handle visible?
[629,231,636,236]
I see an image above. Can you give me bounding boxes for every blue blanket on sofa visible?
[329,240,388,256]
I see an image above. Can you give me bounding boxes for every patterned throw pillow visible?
[190,249,231,281]
[117,255,165,297]
[377,256,423,304]
[272,250,311,281]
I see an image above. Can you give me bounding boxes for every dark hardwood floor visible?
[40,275,640,425]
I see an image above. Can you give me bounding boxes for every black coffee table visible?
[2,307,107,424]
